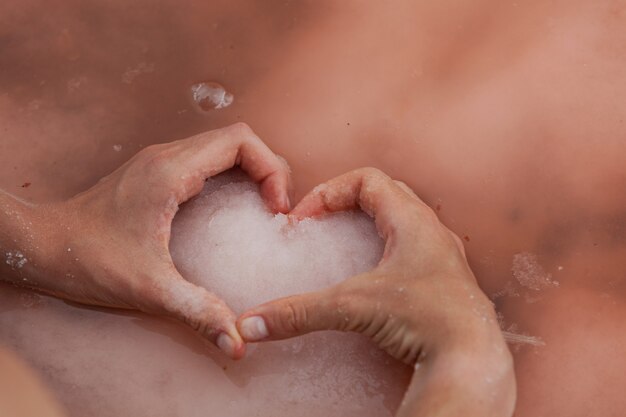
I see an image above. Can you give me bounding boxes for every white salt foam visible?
[170,171,383,312]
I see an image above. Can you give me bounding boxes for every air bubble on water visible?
[190,82,234,111]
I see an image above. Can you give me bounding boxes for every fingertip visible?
[238,315,270,342]
[209,311,247,359]
[393,180,420,201]
[280,193,291,213]
[260,178,291,214]
[289,195,326,219]
[216,332,247,360]
[161,279,247,358]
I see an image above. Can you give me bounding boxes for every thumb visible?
[236,290,334,342]
[157,277,246,359]
[237,287,362,342]
[237,284,424,364]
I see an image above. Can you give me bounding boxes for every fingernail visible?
[216,333,235,357]
[283,194,291,211]
[240,316,269,341]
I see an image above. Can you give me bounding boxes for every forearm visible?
[397,327,516,417]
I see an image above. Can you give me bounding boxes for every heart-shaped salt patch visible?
[170,171,384,312]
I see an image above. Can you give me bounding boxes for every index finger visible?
[290,167,434,242]
[163,123,291,213]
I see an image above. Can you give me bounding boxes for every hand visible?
[2,123,290,359]
[237,168,515,416]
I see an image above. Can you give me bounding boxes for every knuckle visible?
[143,147,170,168]
[281,300,309,333]
[394,179,408,188]
[331,285,375,333]
[332,289,358,318]
[228,122,256,139]
[181,300,222,338]
[419,204,439,222]
[138,143,166,160]
[451,232,464,247]
[394,180,419,199]
[355,167,387,181]
[140,150,179,184]
[184,315,202,332]
[275,154,291,173]
[449,232,467,256]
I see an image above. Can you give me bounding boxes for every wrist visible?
[0,191,66,289]
[429,344,516,416]
[400,323,515,417]
[399,274,516,417]
[0,192,36,282]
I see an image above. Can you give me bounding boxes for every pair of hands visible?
[2,123,515,416]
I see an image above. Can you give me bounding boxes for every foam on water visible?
[511,252,559,291]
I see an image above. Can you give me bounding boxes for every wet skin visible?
[1,0,626,416]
